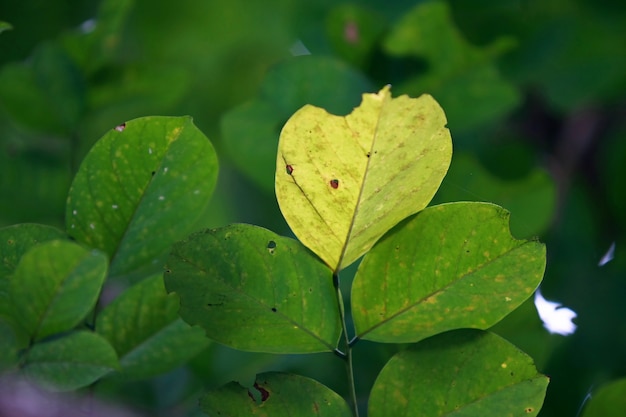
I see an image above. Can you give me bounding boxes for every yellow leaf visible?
[275,86,452,271]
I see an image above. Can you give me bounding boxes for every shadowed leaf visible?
[369,329,548,417]
[201,372,351,417]
[164,224,341,353]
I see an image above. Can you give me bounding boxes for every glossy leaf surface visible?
[276,86,452,271]
[369,329,548,417]
[66,116,218,277]
[164,224,341,353]
[352,202,545,343]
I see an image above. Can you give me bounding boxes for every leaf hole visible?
[286,164,294,175]
[114,122,126,132]
[330,179,339,189]
[271,307,277,312]
[267,240,276,254]
[525,407,534,413]
[151,171,156,177]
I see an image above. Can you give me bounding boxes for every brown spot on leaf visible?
[330,179,339,189]
[254,383,270,402]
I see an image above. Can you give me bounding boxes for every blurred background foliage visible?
[0,0,625,416]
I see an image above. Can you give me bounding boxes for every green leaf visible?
[369,329,548,417]
[275,86,452,271]
[433,153,556,238]
[0,320,18,371]
[0,224,67,345]
[581,378,626,417]
[10,240,108,341]
[164,224,341,353]
[61,0,134,74]
[22,331,119,391]
[352,202,545,343]
[383,0,519,131]
[0,223,67,279]
[66,116,218,277]
[201,372,352,417]
[97,273,209,380]
[0,21,12,34]
[326,4,387,69]
[0,42,85,134]
[222,55,373,194]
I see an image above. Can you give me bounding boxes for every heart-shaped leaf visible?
[164,224,341,353]
[369,329,548,417]
[201,372,352,417]
[352,202,545,343]
[66,116,218,277]
[276,86,452,272]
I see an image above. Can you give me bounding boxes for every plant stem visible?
[334,273,360,417]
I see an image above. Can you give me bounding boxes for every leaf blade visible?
[276,86,452,271]
[201,372,352,417]
[164,224,341,353]
[352,202,546,343]
[96,273,209,380]
[369,329,548,417]
[22,331,119,391]
[10,240,108,341]
[66,116,218,277]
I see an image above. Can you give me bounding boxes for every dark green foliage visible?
[1,0,625,415]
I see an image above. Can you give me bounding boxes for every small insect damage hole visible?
[271,307,277,312]
[330,179,339,189]
[247,382,270,404]
[151,171,156,177]
[525,407,534,413]
[267,240,277,254]
[114,122,126,132]
[286,164,294,175]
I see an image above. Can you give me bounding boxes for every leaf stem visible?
[334,273,360,417]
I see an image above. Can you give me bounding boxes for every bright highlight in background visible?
[534,289,577,336]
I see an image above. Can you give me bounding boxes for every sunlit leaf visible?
[164,224,341,353]
[352,202,545,343]
[222,55,373,194]
[10,240,107,341]
[369,329,548,417]
[97,273,209,380]
[201,372,352,417]
[66,116,218,277]
[22,331,119,391]
[276,86,452,271]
